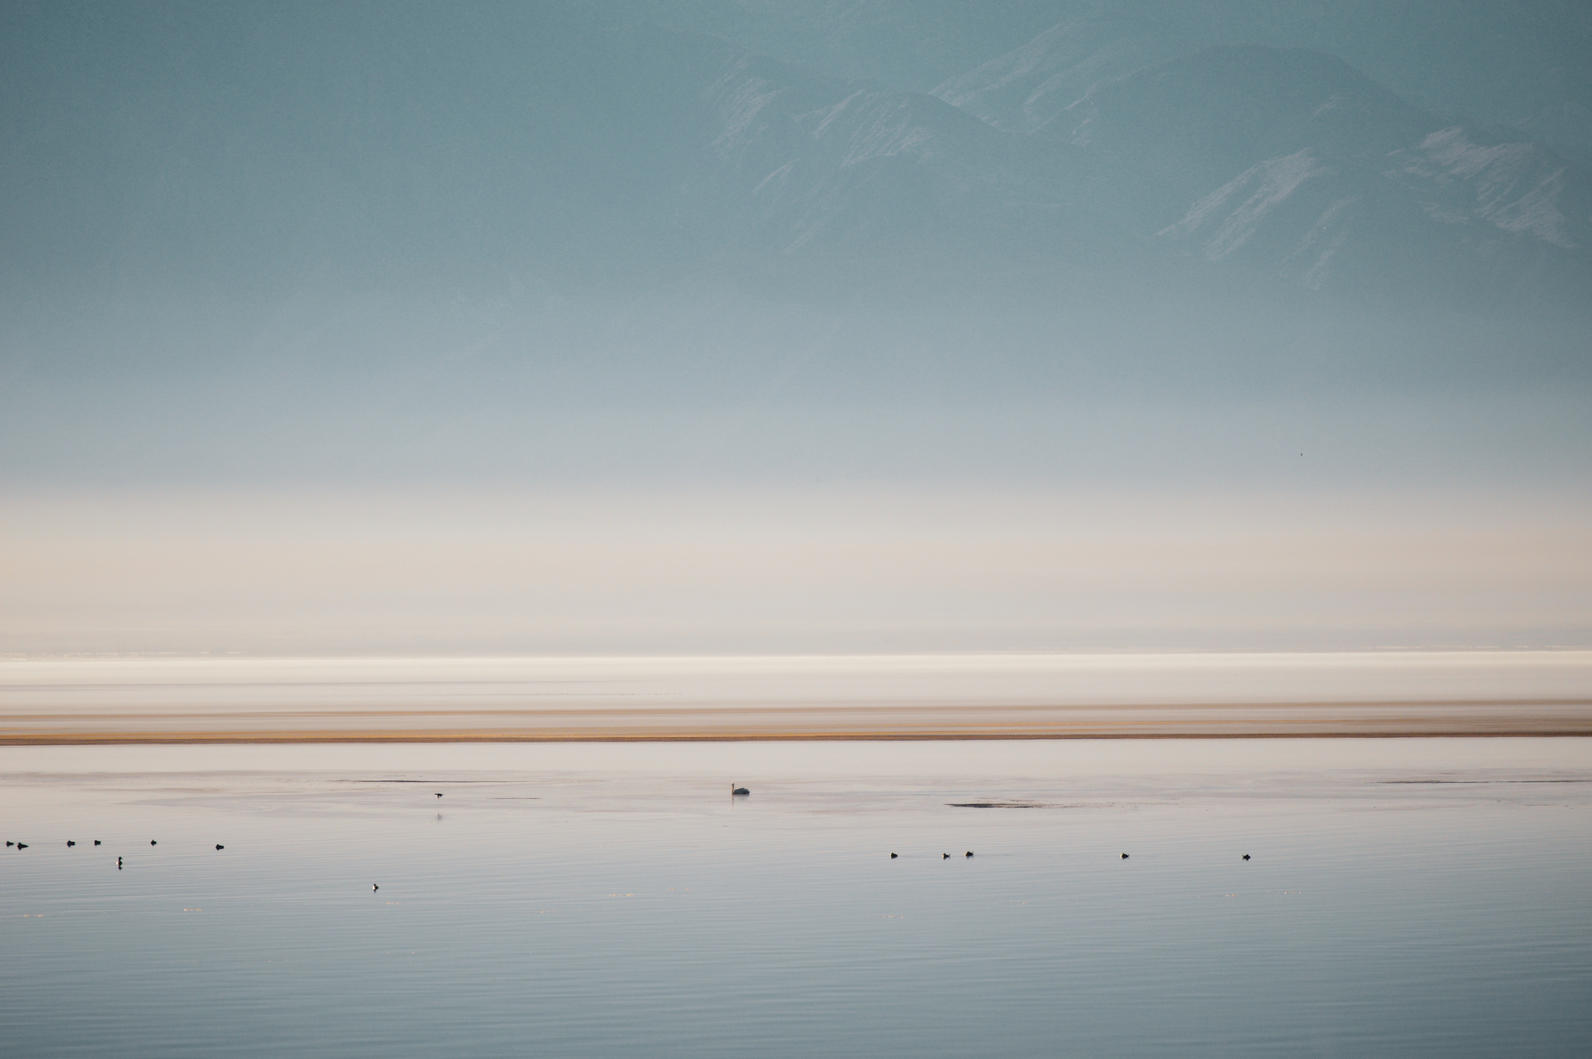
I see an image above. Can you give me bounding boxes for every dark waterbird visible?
[93,840,101,846]
[117,857,123,869]
[731,785,750,796]
[372,883,379,891]
[216,844,225,851]
[889,852,898,859]
[1121,853,1129,860]
[16,842,28,850]
[1242,853,1251,861]
[150,840,157,846]
[66,840,75,847]
[965,851,974,858]
[435,793,443,799]
[942,853,950,859]
[5,841,12,847]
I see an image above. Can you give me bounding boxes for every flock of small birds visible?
[5,785,1256,894]
[4,791,452,891]
[733,787,1255,865]
[6,837,226,868]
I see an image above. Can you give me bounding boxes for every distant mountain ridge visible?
[931,12,1182,135]
[686,28,1592,307]
[1023,43,1592,300]
[3,3,1588,318]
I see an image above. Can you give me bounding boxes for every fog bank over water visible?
[4,486,1589,655]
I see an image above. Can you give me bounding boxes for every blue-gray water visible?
[3,739,1590,1057]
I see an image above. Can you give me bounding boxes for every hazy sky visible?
[3,2,1589,654]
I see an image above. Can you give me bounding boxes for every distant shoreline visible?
[8,655,1590,744]
[7,726,1592,745]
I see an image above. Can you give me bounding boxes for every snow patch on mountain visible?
[1160,150,1325,260]
[1285,196,1357,291]
[807,93,940,167]
[711,81,782,155]
[1389,127,1577,248]
[931,16,1170,134]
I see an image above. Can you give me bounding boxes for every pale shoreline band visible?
[6,700,1591,744]
[7,654,1590,743]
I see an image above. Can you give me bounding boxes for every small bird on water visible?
[1121,852,1129,860]
[435,793,443,799]
[372,883,379,891]
[66,840,75,847]
[889,852,898,859]
[93,840,101,846]
[150,840,157,847]
[5,841,12,847]
[942,852,950,860]
[15,843,27,850]
[965,851,974,858]
[117,857,123,869]
[216,844,225,851]
[731,784,750,796]
[1242,853,1251,861]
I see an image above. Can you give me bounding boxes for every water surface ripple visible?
[2,739,1589,1056]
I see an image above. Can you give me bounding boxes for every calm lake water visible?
[3,739,1590,1056]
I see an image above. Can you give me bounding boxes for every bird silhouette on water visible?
[5,841,12,847]
[372,883,379,891]
[93,840,101,846]
[942,852,950,860]
[66,840,75,847]
[730,784,750,796]
[889,852,898,859]
[15,843,27,850]
[216,844,225,851]
[1242,853,1251,861]
[1121,853,1129,860]
[150,840,157,847]
[435,793,443,799]
[965,851,974,858]
[117,857,123,869]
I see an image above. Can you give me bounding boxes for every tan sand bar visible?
[4,653,1590,743]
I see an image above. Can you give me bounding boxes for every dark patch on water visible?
[947,800,1052,809]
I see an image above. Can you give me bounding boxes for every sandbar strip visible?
[6,722,1592,744]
